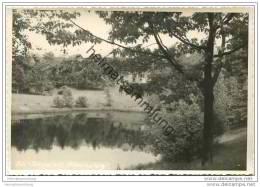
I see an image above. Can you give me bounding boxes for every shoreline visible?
[12,107,146,115]
[11,107,147,122]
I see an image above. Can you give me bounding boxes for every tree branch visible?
[70,19,204,82]
[69,19,164,59]
[215,13,236,31]
[167,18,206,51]
[213,44,246,58]
[223,13,236,25]
[168,29,206,51]
[148,21,184,74]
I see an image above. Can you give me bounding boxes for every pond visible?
[11,111,161,170]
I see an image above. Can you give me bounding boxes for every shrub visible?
[57,90,63,95]
[44,83,54,92]
[53,96,65,108]
[75,96,88,108]
[54,87,74,108]
[151,94,203,162]
[62,88,73,108]
[214,72,243,131]
[62,88,72,97]
[57,86,70,95]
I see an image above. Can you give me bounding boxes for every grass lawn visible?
[11,89,107,114]
[11,86,144,114]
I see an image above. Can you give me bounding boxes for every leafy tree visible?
[54,55,107,89]
[12,9,32,92]
[96,12,248,164]
[25,54,55,94]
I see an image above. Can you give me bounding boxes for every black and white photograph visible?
[2,2,257,182]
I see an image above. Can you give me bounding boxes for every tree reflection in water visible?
[11,113,155,154]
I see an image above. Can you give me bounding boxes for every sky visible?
[27,10,113,57]
[25,10,206,58]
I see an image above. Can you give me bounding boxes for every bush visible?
[58,86,69,95]
[151,94,203,162]
[53,96,65,108]
[214,72,242,131]
[75,96,88,108]
[57,90,63,95]
[53,87,74,108]
[62,88,73,108]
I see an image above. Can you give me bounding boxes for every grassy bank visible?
[12,86,144,114]
[132,127,247,170]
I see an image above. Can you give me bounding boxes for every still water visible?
[11,112,161,170]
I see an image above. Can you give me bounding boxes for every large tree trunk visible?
[202,79,214,165]
[201,60,215,165]
[201,57,215,165]
[202,13,215,165]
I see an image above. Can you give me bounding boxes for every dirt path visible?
[216,127,247,144]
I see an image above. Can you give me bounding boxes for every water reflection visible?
[11,112,160,170]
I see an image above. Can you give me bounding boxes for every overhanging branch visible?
[169,31,206,51]
[215,13,237,31]
[223,13,236,25]
[69,19,164,59]
[167,18,206,51]
[149,21,184,74]
[213,44,246,58]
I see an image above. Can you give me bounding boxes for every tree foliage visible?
[12,9,32,92]
[151,94,203,162]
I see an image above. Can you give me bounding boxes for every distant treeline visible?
[12,52,107,94]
